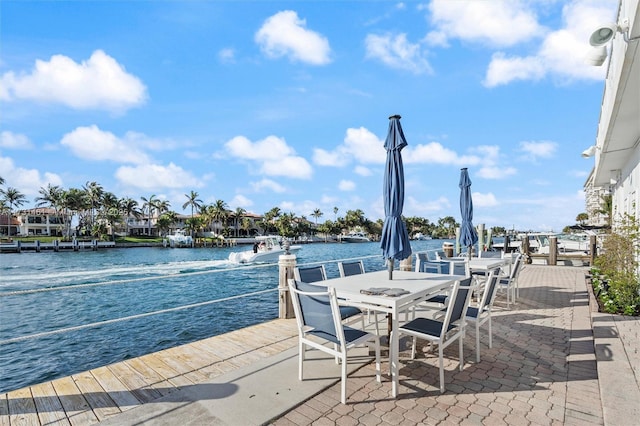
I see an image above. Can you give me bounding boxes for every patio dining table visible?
[325,270,458,397]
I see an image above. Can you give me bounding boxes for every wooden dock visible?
[0,319,298,425]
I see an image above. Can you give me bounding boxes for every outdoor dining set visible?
[287,250,524,404]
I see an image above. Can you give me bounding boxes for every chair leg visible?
[373,312,380,335]
[340,351,347,404]
[411,336,417,359]
[374,340,382,383]
[459,334,464,371]
[299,341,304,380]
[488,317,493,348]
[439,345,445,394]
[475,321,481,363]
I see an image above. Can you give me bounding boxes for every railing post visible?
[549,236,558,265]
[278,254,297,319]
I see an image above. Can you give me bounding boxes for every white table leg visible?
[390,313,399,397]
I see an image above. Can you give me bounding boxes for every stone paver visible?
[270,265,630,426]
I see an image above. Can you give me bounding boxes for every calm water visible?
[0,239,449,393]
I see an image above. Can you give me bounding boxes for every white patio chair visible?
[497,253,523,308]
[295,265,365,329]
[465,267,501,362]
[337,260,380,335]
[288,279,381,404]
[398,277,474,394]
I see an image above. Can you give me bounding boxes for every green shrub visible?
[593,214,640,316]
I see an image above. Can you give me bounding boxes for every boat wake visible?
[0,259,233,291]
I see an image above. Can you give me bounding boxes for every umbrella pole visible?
[387,258,393,280]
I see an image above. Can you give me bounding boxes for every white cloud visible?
[405,142,481,166]
[365,33,433,74]
[229,194,253,209]
[314,126,386,168]
[251,178,286,193]
[484,53,546,87]
[261,156,312,179]
[255,10,331,65]
[0,131,33,149]
[427,0,544,48]
[343,127,386,164]
[520,140,558,160]
[218,48,236,64]
[115,163,202,190]
[477,166,517,179]
[354,165,372,176]
[60,125,151,164]
[0,155,63,197]
[0,50,147,113]
[338,180,355,191]
[313,147,350,167]
[483,1,614,87]
[405,195,451,216]
[472,192,498,207]
[225,135,312,179]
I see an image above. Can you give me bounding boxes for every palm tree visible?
[83,181,104,230]
[182,191,202,219]
[120,197,141,236]
[1,187,26,236]
[232,207,246,237]
[62,188,89,237]
[333,207,338,221]
[210,199,229,235]
[311,208,323,236]
[140,194,157,236]
[35,184,64,236]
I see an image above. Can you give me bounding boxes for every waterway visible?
[0,239,449,393]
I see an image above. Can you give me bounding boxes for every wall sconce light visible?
[586,19,640,66]
[581,145,598,158]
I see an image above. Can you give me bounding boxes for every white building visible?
[584,0,639,228]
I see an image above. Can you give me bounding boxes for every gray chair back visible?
[338,261,364,277]
[295,265,327,283]
[289,280,337,341]
[445,277,473,328]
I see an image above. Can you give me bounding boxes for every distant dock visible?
[0,240,116,253]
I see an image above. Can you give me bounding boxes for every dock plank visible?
[150,348,210,383]
[30,381,70,426]
[72,371,121,421]
[51,376,98,426]
[0,394,9,426]
[106,362,163,404]
[89,366,141,411]
[123,357,176,397]
[7,387,39,426]
[137,352,195,388]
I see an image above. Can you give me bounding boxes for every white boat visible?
[412,233,432,240]
[165,229,193,247]
[228,236,302,264]
[340,231,370,243]
[495,232,594,254]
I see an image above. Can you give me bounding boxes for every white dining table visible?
[468,257,508,272]
[325,269,458,397]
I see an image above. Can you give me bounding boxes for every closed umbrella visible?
[380,115,412,279]
[459,168,478,259]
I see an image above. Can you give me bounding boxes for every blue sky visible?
[0,0,617,232]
